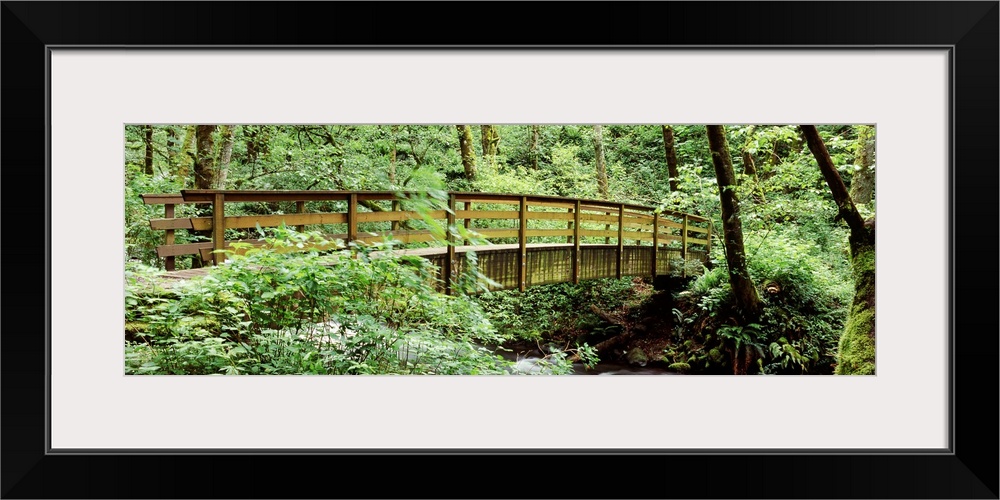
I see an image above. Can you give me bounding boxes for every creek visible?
[498,345,680,375]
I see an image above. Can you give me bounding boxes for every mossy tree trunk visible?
[215,125,234,189]
[194,125,217,189]
[175,125,197,185]
[706,125,761,322]
[594,125,608,199]
[456,125,477,181]
[800,125,876,375]
[850,124,875,205]
[661,125,680,192]
[480,125,500,168]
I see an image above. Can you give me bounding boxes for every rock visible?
[626,347,648,366]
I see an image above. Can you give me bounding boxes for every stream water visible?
[571,360,679,375]
[500,346,680,375]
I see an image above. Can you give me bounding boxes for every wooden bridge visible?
[141,190,711,294]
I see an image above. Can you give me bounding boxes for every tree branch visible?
[799,125,866,235]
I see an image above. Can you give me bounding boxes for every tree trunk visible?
[706,125,761,319]
[166,126,178,167]
[529,125,540,170]
[216,125,234,189]
[175,125,197,184]
[245,126,259,164]
[456,125,477,181]
[661,125,680,192]
[740,138,767,204]
[194,125,217,189]
[480,125,500,168]
[741,149,757,178]
[388,125,399,186]
[800,125,876,375]
[143,125,154,175]
[594,125,608,199]
[849,125,875,205]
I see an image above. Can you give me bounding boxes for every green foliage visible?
[125,227,513,375]
[125,174,187,266]
[668,234,850,374]
[474,277,639,342]
[126,123,871,376]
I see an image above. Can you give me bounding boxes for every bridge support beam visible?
[616,204,624,279]
[347,193,358,260]
[652,212,659,278]
[573,200,581,284]
[164,203,176,271]
[296,200,306,233]
[519,196,527,292]
[463,201,471,246]
[446,194,456,295]
[212,193,225,266]
[681,214,688,278]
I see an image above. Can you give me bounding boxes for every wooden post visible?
[296,200,306,233]
[347,193,358,250]
[391,199,400,232]
[604,211,611,245]
[211,193,225,266]
[616,204,624,279]
[164,203,176,271]
[651,212,659,278]
[573,200,581,284]
[705,219,712,262]
[519,196,527,292]
[681,214,689,278]
[566,207,574,244]
[446,194,457,295]
[463,201,471,246]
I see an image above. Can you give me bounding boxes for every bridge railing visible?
[141,190,711,291]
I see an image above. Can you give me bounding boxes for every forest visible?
[124,123,875,376]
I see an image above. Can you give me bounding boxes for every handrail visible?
[142,190,712,290]
[177,190,712,222]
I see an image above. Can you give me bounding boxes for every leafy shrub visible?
[667,234,850,374]
[475,276,641,342]
[125,227,517,375]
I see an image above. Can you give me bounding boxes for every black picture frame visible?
[3,2,997,498]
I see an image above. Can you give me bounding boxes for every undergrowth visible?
[125,226,565,375]
[665,235,851,374]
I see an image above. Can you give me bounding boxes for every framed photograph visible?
[4,2,996,498]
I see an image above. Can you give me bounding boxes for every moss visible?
[668,362,690,371]
[850,246,876,299]
[835,243,876,375]
[836,304,875,375]
[125,321,149,334]
[626,347,648,366]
